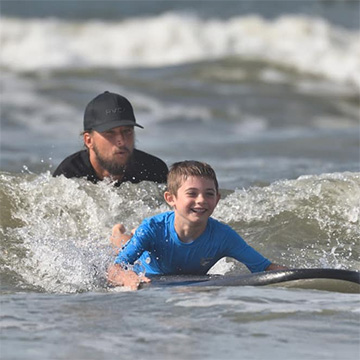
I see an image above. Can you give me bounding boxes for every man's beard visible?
[93,145,132,176]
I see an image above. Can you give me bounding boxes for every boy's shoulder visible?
[134,212,173,240]
[144,211,174,227]
[208,217,234,234]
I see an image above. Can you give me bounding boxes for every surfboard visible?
[145,268,360,293]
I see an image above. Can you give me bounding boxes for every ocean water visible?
[0,1,359,359]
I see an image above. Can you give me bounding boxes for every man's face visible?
[85,126,135,176]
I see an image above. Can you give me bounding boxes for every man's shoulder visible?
[53,150,97,180]
[133,149,167,166]
[127,149,168,183]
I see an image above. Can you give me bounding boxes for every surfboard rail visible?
[146,268,360,293]
[202,268,360,286]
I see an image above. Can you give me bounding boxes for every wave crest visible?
[1,14,359,87]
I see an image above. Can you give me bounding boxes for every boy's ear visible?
[216,192,221,205]
[164,191,175,207]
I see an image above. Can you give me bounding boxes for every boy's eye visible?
[185,191,198,197]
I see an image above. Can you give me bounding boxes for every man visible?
[53,91,168,185]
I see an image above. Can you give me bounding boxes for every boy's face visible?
[164,176,220,226]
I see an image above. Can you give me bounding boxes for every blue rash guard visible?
[114,211,271,275]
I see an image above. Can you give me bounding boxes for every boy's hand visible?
[107,264,151,291]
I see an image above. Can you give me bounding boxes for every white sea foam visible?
[1,13,359,87]
[215,172,360,223]
[214,172,360,269]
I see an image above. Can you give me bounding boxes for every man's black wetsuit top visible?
[53,149,168,185]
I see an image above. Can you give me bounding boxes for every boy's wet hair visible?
[167,160,219,195]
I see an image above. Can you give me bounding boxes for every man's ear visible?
[164,191,175,207]
[83,132,93,150]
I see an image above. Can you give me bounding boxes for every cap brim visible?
[91,120,144,132]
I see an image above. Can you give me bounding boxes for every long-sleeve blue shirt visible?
[114,211,271,275]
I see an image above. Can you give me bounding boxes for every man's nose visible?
[115,133,125,145]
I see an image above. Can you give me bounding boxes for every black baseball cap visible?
[83,91,144,132]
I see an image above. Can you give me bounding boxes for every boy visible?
[107,161,287,290]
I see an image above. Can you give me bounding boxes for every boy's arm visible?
[110,224,137,248]
[108,221,153,290]
[265,263,288,271]
[107,264,150,290]
[223,228,288,273]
